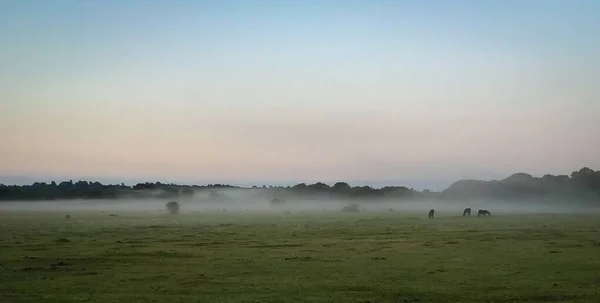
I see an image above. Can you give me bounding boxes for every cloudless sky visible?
[1,0,599,189]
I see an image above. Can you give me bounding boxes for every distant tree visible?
[269,198,284,206]
[341,204,360,212]
[165,201,180,214]
[351,186,381,197]
[308,182,330,191]
[333,182,351,192]
[292,183,308,190]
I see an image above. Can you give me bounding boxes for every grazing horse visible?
[428,209,435,219]
[477,209,491,217]
[463,208,471,216]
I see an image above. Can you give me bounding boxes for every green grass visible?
[1,211,599,302]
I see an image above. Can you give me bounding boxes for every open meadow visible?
[1,209,600,303]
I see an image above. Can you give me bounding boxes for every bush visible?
[341,204,360,212]
[269,198,284,205]
[166,201,180,214]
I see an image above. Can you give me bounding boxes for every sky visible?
[1,0,599,190]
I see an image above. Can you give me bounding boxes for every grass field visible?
[1,210,599,302]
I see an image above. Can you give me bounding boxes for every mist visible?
[1,186,599,216]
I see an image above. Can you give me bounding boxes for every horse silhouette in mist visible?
[477,209,491,217]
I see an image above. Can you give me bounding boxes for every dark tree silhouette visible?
[0,167,598,203]
[440,167,600,202]
[165,201,180,214]
[341,204,360,212]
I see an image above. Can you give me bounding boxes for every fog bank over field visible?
[1,191,599,215]
[1,167,599,216]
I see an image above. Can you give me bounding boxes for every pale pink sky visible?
[1,1,599,189]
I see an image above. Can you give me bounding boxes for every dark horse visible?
[428,209,435,219]
[477,209,491,217]
[463,208,471,216]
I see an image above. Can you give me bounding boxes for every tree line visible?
[440,167,600,202]
[0,167,598,202]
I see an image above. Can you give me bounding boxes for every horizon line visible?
[0,167,594,191]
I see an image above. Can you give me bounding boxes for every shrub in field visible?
[269,198,284,205]
[166,201,180,214]
[341,204,360,212]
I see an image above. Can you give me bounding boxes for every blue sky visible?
[1,0,599,190]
